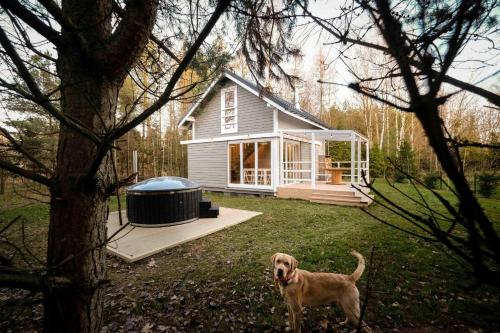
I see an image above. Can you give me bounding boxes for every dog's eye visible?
[285,262,290,266]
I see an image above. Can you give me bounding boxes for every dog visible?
[270,251,371,333]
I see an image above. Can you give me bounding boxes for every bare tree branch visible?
[0,159,52,187]
[0,26,102,145]
[0,126,53,174]
[0,0,61,45]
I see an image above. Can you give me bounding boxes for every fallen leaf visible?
[141,323,154,333]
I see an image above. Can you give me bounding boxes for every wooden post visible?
[279,131,284,185]
[350,133,355,184]
[272,138,279,190]
[357,136,361,185]
[254,142,258,185]
[239,143,243,184]
[311,133,316,188]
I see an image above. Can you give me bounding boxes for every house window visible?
[221,86,237,133]
[229,144,240,184]
[228,141,272,187]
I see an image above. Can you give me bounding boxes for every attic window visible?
[221,86,237,133]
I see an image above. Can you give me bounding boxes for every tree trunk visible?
[379,108,385,151]
[416,103,500,281]
[45,61,118,333]
[44,1,117,331]
[45,79,117,333]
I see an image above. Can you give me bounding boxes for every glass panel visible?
[229,144,240,184]
[242,142,255,185]
[257,142,271,185]
[225,108,235,116]
[224,115,235,124]
[224,90,234,108]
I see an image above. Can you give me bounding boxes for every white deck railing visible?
[282,161,311,184]
[282,160,369,185]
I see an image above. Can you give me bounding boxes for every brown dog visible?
[270,251,371,333]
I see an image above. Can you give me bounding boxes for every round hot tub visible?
[126,177,202,227]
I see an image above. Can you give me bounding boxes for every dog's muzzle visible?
[274,270,294,286]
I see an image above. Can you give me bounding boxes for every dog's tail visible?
[349,250,365,282]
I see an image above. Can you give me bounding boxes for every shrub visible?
[423,172,440,189]
[393,141,417,183]
[393,169,407,183]
[477,172,498,198]
[369,146,386,178]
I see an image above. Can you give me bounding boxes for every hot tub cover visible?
[127,176,200,193]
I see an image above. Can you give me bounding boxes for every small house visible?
[178,71,372,206]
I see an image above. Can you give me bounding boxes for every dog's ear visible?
[291,257,299,271]
[270,253,278,265]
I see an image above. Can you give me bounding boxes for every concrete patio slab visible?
[106,207,262,262]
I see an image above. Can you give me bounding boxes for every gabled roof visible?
[178,70,330,130]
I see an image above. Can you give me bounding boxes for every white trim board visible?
[180,132,278,145]
[281,129,369,142]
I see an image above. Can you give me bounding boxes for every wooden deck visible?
[276,181,373,207]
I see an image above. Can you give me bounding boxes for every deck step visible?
[310,198,368,207]
[311,191,356,197]
[310,194,362,203]
[199,197,212,210]
[200,205,219,218]
[312,190,357,196]
[359,194,375,203]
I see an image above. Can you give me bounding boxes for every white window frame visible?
[221,85,238,134]
[227,140,273,190]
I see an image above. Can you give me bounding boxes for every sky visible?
[295,1,499,104]
[1,1,499,124]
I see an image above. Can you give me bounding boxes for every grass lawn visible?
[1,181,499,332]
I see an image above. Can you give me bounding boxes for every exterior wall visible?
[187,142,227,189]
[193,80,274,140]
[187,139,277,193]
[278,111,319,130]
[185,77,327,193]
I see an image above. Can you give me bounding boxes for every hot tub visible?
[126,177,202,227]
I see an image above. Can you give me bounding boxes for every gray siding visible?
[194,80,274,139]
[278,112,319,130]
[187,142,227,188]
